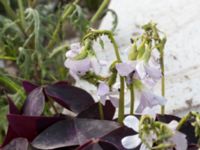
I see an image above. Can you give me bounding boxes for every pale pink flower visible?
[64,43,100,80]
[136,60,162,87]
[136,90,167,113]
[97,82,119,107]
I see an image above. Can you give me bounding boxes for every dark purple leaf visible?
[23,87,45,116]
[101,126,138,150]
[22,81,38,94]
[2,114,65,146]
[188,144,199,150]
[32,118,120,149]
[76,140,119,150]
[156,114,197,144]
[1,126,19,147]
[6,96,20,114]
[2,138,29,150]
[77,101,115,120]
[156,114,180,123]
[44,82,95,113]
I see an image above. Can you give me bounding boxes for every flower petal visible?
[168,120,179,130]
[99,95,107,105]
[136,61,146,79]
[90,57,101,74]
[170,131,187,150]
[109,96,118,107]
[136,91,167,113]
[145,64,162,80]
[140,143,149,150]
[97,82,109,97]
[116,62,135,77]
[65,50,77,58]
[121,134,141,149]
[64,58,91,76]
[142,107,156,119]
[142,91,167,107]
[70,42,81,52]
[123,115,139,132]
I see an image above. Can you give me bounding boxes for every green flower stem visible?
[98,101,104,120]
[130,83,135,115]
[84,29,125,123]
[0,56,16,61]
[106,31,125,123]
[118,76,125,123]
[17,0,25,27]
[176,112,191,130]
[47,2,77,50]
[90,0,110,26]
[101,30,125,123]
[160,47,165,114]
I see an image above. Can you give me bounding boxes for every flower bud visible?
[137,39,146,59]
[128,43,138,60]
[142,44,151,63]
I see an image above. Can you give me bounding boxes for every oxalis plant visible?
[0,0,117,143]
[0,22,200,150]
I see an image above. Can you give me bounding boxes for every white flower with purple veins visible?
[136,50,162,87]
[121,115,153,150]
[136,90,167,113]
[115,61,137,84]
[97,82,119,107]
[64,43,100,80]
[167,120,187,150]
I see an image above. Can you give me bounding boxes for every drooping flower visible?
[64,58,91,80]
[121,115,153,150]
[97,82,119,107]
[136,90,167,113]
[115,61,138,85]
[65,43,82,58]
[64,43,100,80]
[136,51,162,87]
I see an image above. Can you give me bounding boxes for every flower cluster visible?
[64,43,100,80]
[122,115,187,150]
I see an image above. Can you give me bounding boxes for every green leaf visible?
[0,73,25,100]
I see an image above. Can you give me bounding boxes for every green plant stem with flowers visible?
[83,29,125,123]
[129,83,135,115]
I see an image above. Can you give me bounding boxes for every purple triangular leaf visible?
[6,96,20,114]
[76,140,119,150]
[44,82,95,113]
[4,114,65,145]
[2,138,29,150]
[101,126,138,150]
[77,101,115,120]
[22,81,38,94]
[22,87,45,116]
[1,126,18,147]
[32,118,120,149]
